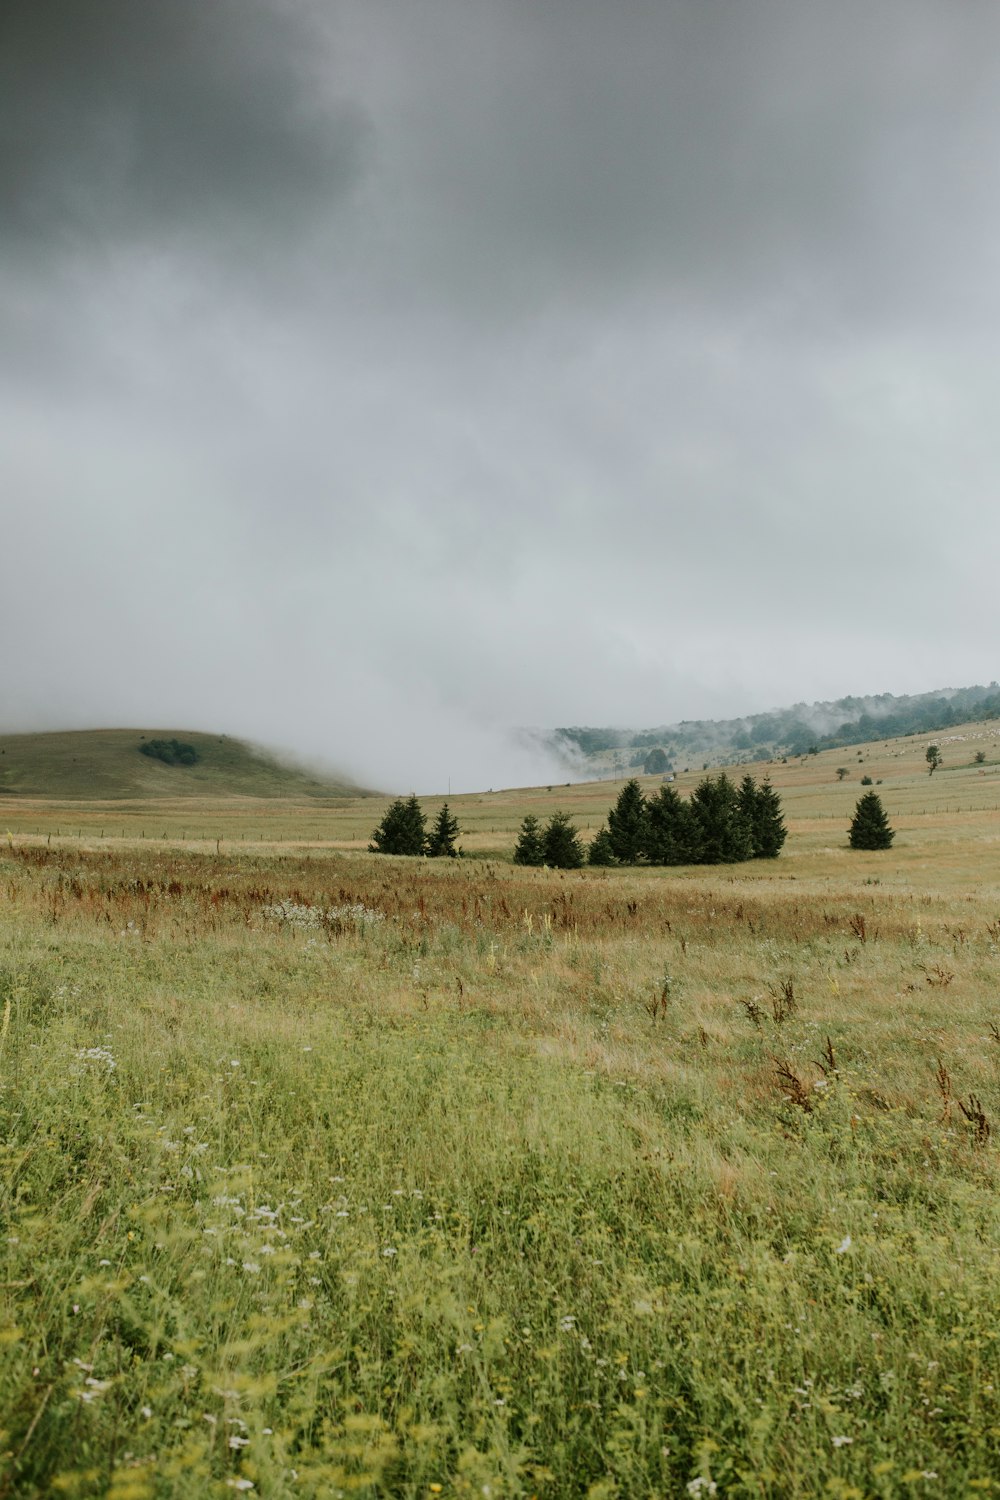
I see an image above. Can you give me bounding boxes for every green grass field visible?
[1,724,999,1497]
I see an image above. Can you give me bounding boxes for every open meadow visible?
[2,725,1000,1497]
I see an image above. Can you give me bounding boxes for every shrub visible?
[139,738,199,767]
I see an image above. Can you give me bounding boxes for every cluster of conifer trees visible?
[515,773,787,869]
[369,796,461,857]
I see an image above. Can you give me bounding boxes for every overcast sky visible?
[3,1,999,791]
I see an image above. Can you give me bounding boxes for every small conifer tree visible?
[542,811,585,869]
[644,784,695,864]
[587,825,617,866]
[740,774,787,859]
[607,778,647,864]
[689,773,753,863]
[513,814,545,866]
[848,791,894,850]
[427,802,460,857]
[369,795,427,856]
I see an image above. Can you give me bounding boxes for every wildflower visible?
[687,1481,717,1497]
[228,1434,250,1449]
[76,1046,116,1070]
[835,1236,852,1254]
[226,1482,255,1492]
[831,1435,853,1447]
[382,1247,397,1257]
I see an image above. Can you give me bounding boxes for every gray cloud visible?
[3,1,1000,791]
[0,0,367,258]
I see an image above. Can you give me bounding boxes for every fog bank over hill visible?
[545,682,1000,777]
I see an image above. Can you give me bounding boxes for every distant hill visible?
[0,729,367,800]
[545,681,1000,776]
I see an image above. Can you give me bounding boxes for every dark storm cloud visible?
[0,0,367,256]
[4,1,1000,790]
[340,0,1000,330]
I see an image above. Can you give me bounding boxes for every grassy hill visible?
[0,728,366,801]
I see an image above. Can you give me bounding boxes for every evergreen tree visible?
[689,773,753,864]
[848,791,894,850]
[426,802,460,857]
[644,784,695,865]
[643,747,670,774]
[739,774,787,859]
[513,814,545,866]
[369,795,427,856]
[607,778,648,864]
[587,825,617,866]
[542,811,585,869]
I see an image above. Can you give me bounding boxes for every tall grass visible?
[1,827,999,1497]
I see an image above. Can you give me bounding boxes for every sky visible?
[3,0,999,792]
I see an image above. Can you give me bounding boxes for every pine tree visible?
[587,825,617,866]
[848,791,894,850]
[739,774,787,859]
[607,778,647,864]
[368,794,427,856]
[513,814,545,866]
[542,811,585,869]
[644,784,695,864]
[427,802,460,857]
[689,773,753,864]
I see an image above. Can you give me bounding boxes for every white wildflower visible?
[76,1046,116,1070]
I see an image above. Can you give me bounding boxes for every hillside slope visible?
[0,729,366,800]
[547,680,1000,776]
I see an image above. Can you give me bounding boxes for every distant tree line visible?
[369,796,461,857]
[552,682,1000,770]
[514,774,786,870]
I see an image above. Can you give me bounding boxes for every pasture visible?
[1,723,999,1497]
